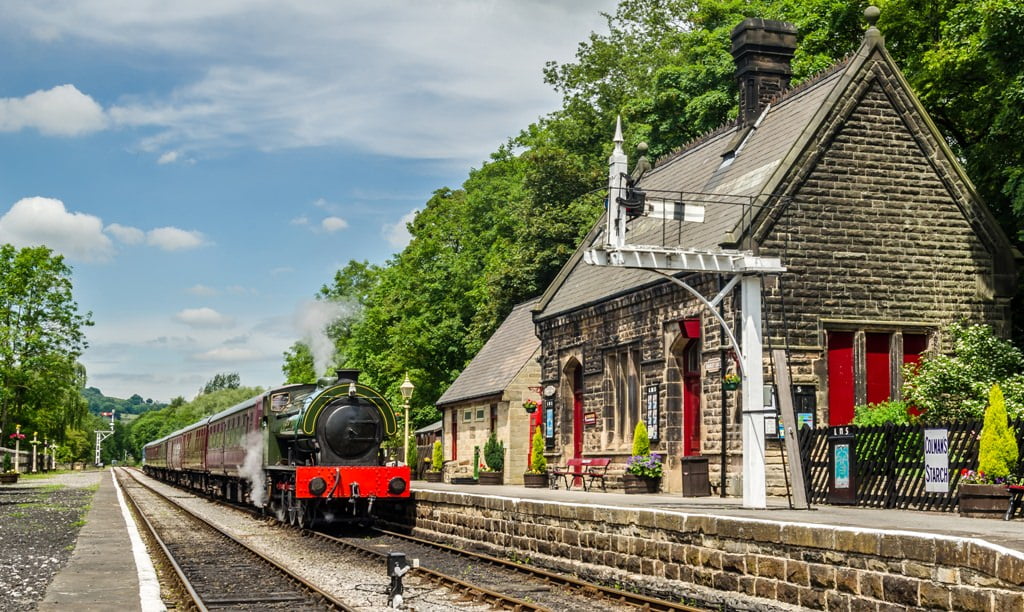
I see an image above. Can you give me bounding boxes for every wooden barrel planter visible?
[0,473,19,485]
[424,471,443,483]
[523,472,548,488]
[622,473,661,494]
[958,484,1011,518]
[478,471,504,485]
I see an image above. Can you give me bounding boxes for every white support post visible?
[740,274,767,508]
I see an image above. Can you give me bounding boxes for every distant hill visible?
[82,387,168,417]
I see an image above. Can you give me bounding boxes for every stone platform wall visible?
[389,491,1024,611]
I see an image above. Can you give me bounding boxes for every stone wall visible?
[402,490,1024,611]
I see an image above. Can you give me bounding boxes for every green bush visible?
[853,400,913,426]
[904,323,1024,423]
[528,429,546,474]
[429,440,443,472]
[978,384,1019,481]
[631,421,651,456]
[483,432,504,472]
[406,435,417,468]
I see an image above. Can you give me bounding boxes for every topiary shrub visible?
[406,434,418,468]
[631,421,651,456]
[483,432,504,472]
[429,440,443,472]
[528,429,546,474]
[978,383,1019,481]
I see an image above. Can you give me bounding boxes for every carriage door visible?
[683,340,702,456]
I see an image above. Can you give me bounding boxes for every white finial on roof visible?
[606,115,629,251]
[613,115,624,152]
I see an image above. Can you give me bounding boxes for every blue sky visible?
[0,1,618,402]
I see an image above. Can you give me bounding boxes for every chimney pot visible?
[730,19,798,123]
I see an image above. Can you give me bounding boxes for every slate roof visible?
[535,35,876,320]
[436,297,540,406]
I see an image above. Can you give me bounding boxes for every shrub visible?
[528,429,546,474]
[429,440,443,472]
[483,432,504,472]
[852,400,913,426]
[1,453,10,473]
[904,323,1024,423]
[631,421,651,456]
[977,384,1019,481]
[406,435,417,468]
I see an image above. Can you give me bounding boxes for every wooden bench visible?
[550,458,611,491]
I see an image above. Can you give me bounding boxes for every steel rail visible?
[117,468,207,611]
[116,468,355,611]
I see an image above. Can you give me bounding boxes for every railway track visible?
[320,528,710,611]
[116,468,353,611]
[127,467,716,611]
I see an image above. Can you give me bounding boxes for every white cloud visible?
[157,151,179,164]
[0,197,114,262]
[192,347,265,362]
[0,84,107,136]
[321,216,348,233]
[147,226,205,250]
[174,307,234,328]
[4,2,616,163]
[186,284,218,296]
[106,222,145,244]
[383,209,418,249]
[290,215,308,226]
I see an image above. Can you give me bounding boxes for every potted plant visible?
[425,440,444,483]
[622,422,663,493]
[958,384,1019,518]
[479,432,505,485]
[723,372,741,391]
[0,453,18,485]
[406,435,419,479]
[523,429,548,487]
[523,399,540,414]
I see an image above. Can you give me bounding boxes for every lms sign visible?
[924,428,949,494]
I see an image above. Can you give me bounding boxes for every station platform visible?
[37,469,163,612]
[34,472,1024,610]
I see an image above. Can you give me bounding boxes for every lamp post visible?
[13,424,21,473]
[30,432,39,473]
[50,443,57,470]
[42,438,48,473]
[400,374,415,465]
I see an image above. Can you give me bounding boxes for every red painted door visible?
[827,331,855,425]
[683,341,701,456]
[451,413,458,461]
[572,392,583,459]
[866,333,891,406]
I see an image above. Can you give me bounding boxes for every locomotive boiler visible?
[143,369,410,527]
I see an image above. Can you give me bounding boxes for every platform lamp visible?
[400,374,415,465]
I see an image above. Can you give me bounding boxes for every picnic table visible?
[549,458,611,492]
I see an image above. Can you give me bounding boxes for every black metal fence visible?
[798,419,1024,511]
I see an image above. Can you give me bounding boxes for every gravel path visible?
[0,471,101,612]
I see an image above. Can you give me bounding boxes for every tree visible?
[200,372,241,396]
[0,245,92,438]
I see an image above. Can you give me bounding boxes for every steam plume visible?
[238,431,267,508]
[293,299,359,376]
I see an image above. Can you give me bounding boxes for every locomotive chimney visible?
[335,368,360,384]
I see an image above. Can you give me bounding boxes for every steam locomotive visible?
[142,369,410,526]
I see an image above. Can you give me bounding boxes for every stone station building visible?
[531,16,1019,495]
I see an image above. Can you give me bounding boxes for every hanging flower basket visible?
[522,399,539,414]
[723,373,741,391]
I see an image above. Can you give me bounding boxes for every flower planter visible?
[723,381,740,391]
[0,473,19,485]
[478,471,504,485]
[622,473,661,494]
[424,471,443,483]
[958,484,1011,519]
[451,476,477,485]
[523,472,548,488]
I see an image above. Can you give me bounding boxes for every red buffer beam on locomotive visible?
[143,369,410,527]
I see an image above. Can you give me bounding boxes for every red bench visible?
[550,458,611,492]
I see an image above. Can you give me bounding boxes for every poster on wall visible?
[645,384,659,440]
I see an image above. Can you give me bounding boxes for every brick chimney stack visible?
[730,19,798,124]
